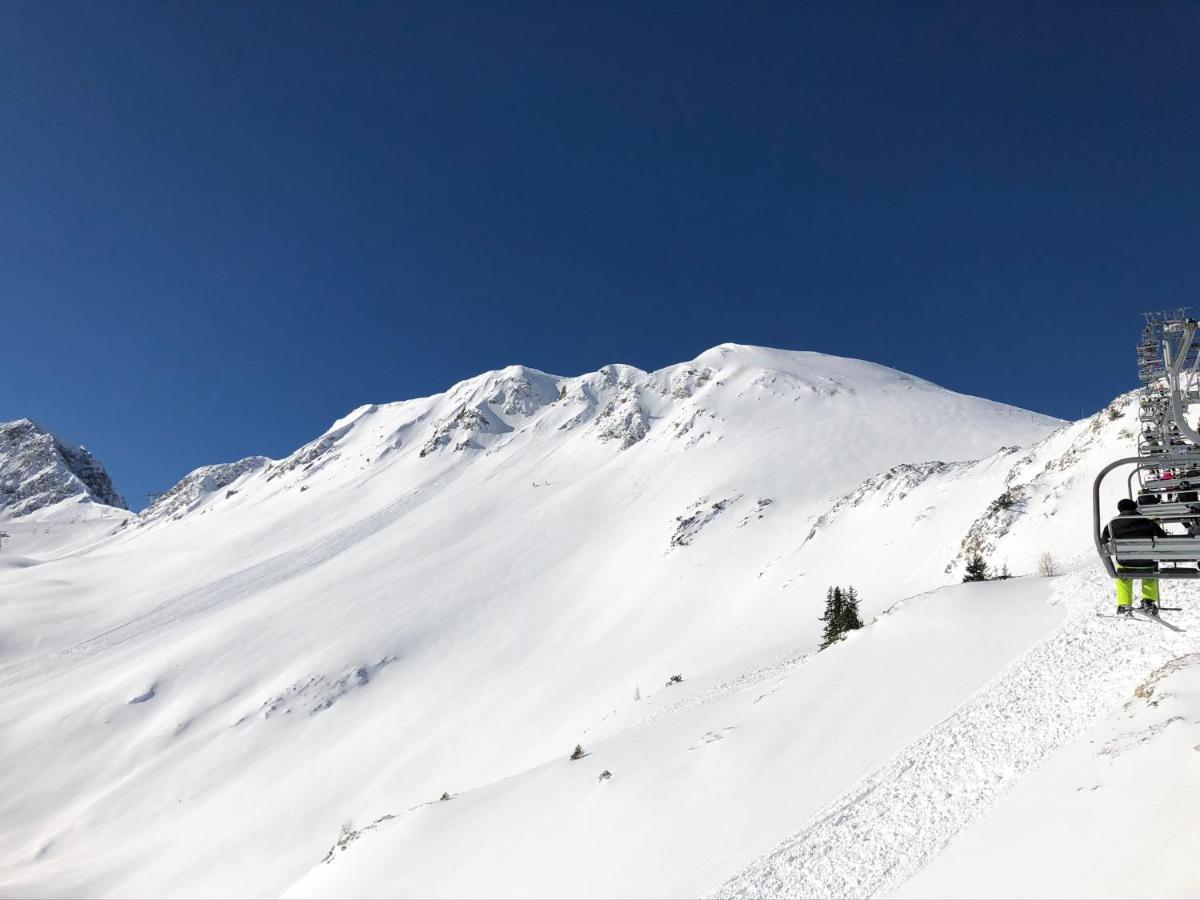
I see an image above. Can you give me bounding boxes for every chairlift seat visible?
[1135,501,1200,517]
[1105,536,1200,562]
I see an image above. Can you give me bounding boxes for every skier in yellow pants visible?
[1101,499,1166,617]
[1115,566,1159,616]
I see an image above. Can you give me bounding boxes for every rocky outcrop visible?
[0,418,126,516]
[141,456,270,523]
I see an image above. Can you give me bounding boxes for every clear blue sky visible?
[2,2,1197,508]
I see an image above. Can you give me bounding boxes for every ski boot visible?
[1117,604,1135,617]
[1140,599,1160,617]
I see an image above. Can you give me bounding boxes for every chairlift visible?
[1094,311,1200,580]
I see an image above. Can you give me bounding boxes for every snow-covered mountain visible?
[4,344,1190,899]
[0,418,126,518]
[0,419,131,560]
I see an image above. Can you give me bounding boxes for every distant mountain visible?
[0,418,126,517]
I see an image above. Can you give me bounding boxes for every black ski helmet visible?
[1117,498,1138,513]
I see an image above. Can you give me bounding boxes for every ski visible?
[1131,610,1186,632]
[1095,612,1150,622]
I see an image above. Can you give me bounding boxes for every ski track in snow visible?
[707,568,1197,900]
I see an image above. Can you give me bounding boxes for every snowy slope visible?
[0,345,1073,898]
[713,569,1200,899]
[896,646,1200,900]
[292,565,1199,899]
[286,579,1066,900]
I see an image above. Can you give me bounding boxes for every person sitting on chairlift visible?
[1100,498,1167,617]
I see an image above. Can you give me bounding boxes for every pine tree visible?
[839,586,864,634]
[819,586,863,649]
[963,553,990,582]
[819,586,845,649]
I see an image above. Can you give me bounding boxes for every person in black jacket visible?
[1100,498,1167,615]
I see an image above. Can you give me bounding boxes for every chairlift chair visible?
[1095,311,1200,580]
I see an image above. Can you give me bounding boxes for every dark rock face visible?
[55,437,125,508]
[139,456,269,523]
[0,418,127,516]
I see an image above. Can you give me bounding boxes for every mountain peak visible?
[0,418,126,517]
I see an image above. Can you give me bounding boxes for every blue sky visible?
[2,2,1198,508]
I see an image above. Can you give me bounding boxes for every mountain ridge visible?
[133,344,1062,524]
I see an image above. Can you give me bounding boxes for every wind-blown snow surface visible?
[1,345,1082,898]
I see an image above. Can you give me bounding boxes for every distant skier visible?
[1100,498,1166,616]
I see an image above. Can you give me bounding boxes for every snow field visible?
[285,578,1068,898]
[713,566,1200,898]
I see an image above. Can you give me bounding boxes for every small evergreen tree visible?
[819,586,845,649]
[963,553,990,582]
[997,563,1012,580]
[570,743,586,760]
[839,586,864,633]
[820,585,864,649]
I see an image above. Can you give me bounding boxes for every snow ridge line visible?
[706,570,1195,900]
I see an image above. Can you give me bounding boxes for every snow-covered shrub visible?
[992,490,1017,511]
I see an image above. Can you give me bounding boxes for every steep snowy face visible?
[0,418,126,517]
[790,389,1141,594]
